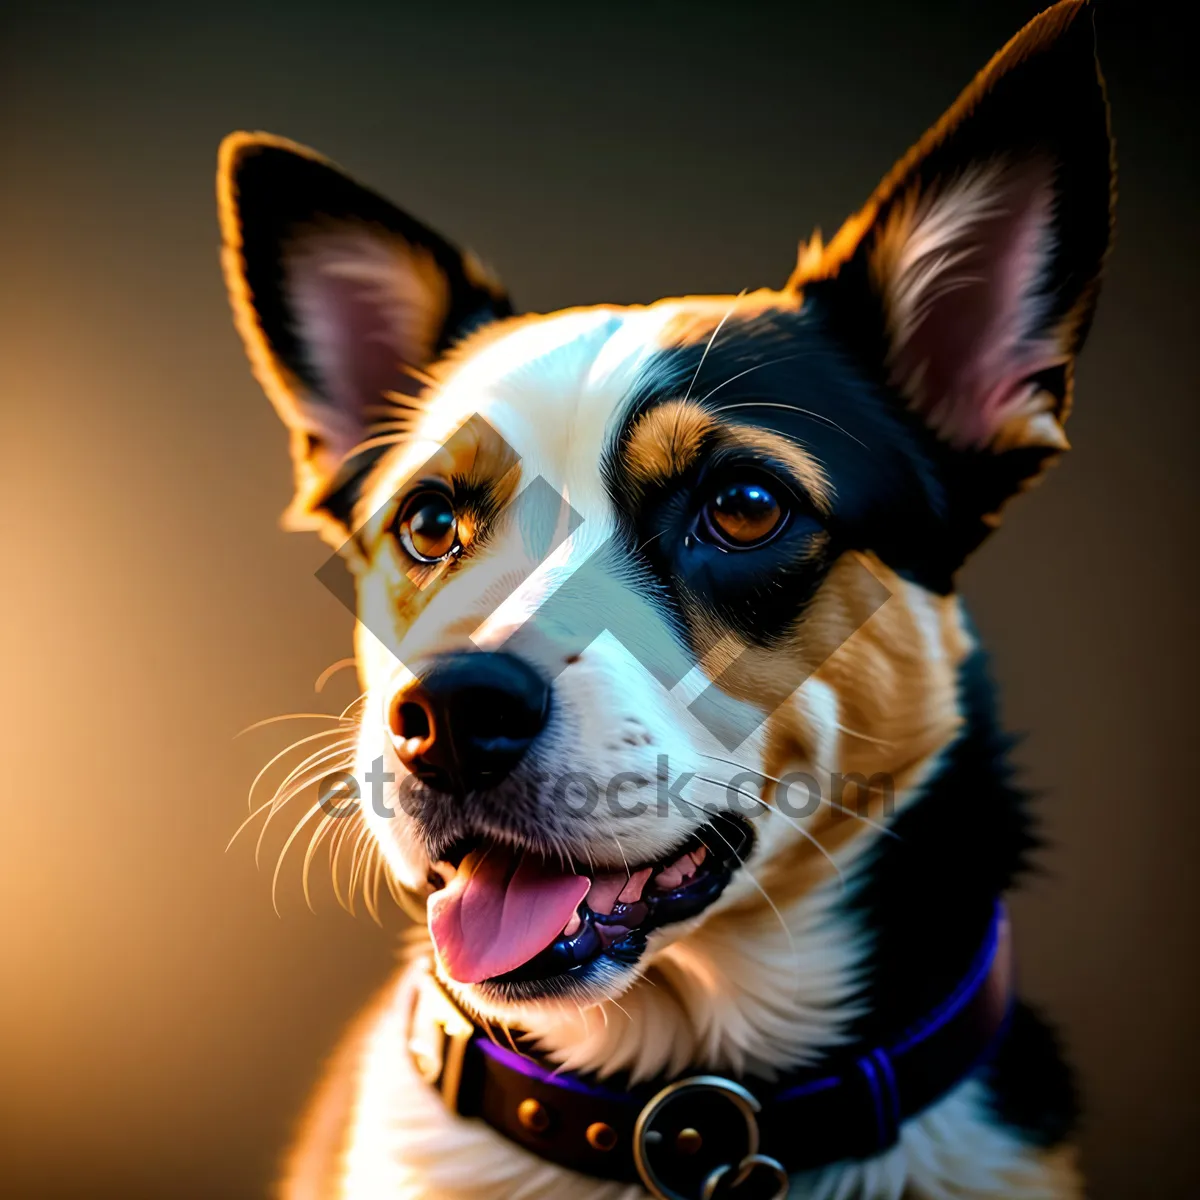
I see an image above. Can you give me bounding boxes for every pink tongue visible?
[428,847,590,984]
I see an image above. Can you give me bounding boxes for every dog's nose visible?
[388,651,550,794]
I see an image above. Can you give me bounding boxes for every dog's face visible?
[220,5,1111,1026]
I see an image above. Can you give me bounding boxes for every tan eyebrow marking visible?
[624,400,717,494]
[624,400,833,517]
[723,423,834,515]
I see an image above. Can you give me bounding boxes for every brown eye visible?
[397,489,459,563]
[703,481,785,548]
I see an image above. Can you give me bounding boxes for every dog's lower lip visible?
[430,813,753,989]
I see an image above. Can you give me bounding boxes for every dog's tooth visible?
[586,874,627,915]
[690,846,707,868]
[617,867,652,905]
[654,863,685,890]
[562,909,582,938]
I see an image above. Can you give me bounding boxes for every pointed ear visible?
[217,132,512,535]
[797,1,1114,534]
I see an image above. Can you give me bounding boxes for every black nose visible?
[388,651,550,794]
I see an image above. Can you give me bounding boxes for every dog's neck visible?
[508,866,858,1083]
[438,647,1027,1086]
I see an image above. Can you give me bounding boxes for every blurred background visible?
[1,1,1195,1196]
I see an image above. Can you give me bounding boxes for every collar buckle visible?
[407,967,474,1114]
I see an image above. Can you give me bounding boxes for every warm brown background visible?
[1,1,1195,1196]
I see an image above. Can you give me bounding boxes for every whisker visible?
[302,810,342,911]
[698,754,899,841]
[714,396,869,451]
[833,721,893,747]
[255,738,358,865]
[342,432,411,458]
[230,720,358,854]
[634,527,667,556]
[362,420,419,436]
[500,1024,527,1059]
[271,799,326,916]
[248,728,354,814]
[239,730,354,859]
[611,834,632,883]
[263,734,358,815]
[579,840,596,878]
[235,712,354,737]
[392,363,440,389]
[690,774,845,888]
[607,994,635,1024]
[363,400,419,419]
[314,658,358,693]
[334,821,370,916]
[692,355,806,406]
[329,814,359,911]
[226,796,281,854]
[681,291,747,406]
[348,824,375,915]
[674,792,802,971]
[365,850,390,925]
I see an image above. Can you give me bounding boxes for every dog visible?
[218,3,1113,1196]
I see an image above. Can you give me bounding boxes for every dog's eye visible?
[701,480,786,549]
[396,489,460,563]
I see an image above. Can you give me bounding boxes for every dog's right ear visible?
[218,132,512,538]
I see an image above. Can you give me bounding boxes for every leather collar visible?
[407,901,1013,1200]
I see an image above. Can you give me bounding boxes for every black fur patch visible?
[981,1001,1080,1148]
[843,644,1078,1147]
[317,441,396,531]
[602,304,957,628]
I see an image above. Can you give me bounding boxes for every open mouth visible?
[426,814,753,989]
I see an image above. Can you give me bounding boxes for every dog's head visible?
[220,2,1111,1028]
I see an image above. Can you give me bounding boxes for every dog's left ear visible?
[799,0,1114,552]
[218,132,511,537]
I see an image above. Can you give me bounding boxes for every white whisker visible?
[680,291,747,406]
[235,712,354,737]
[714,396,869,451]
[256,739,359,866]
[691,774,846,888]
[271,799,326,916]
[675,792,802,975]
[833,721,894,747]
[698,754,899,841]
[314,658,357,693]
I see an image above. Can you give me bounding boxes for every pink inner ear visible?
[284,228,438,461]
[887,163,1063,449]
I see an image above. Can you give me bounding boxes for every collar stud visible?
[517,1097,551,1134]
[586,1122,618,1152]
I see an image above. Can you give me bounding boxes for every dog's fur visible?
[219,4,1114,1197]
